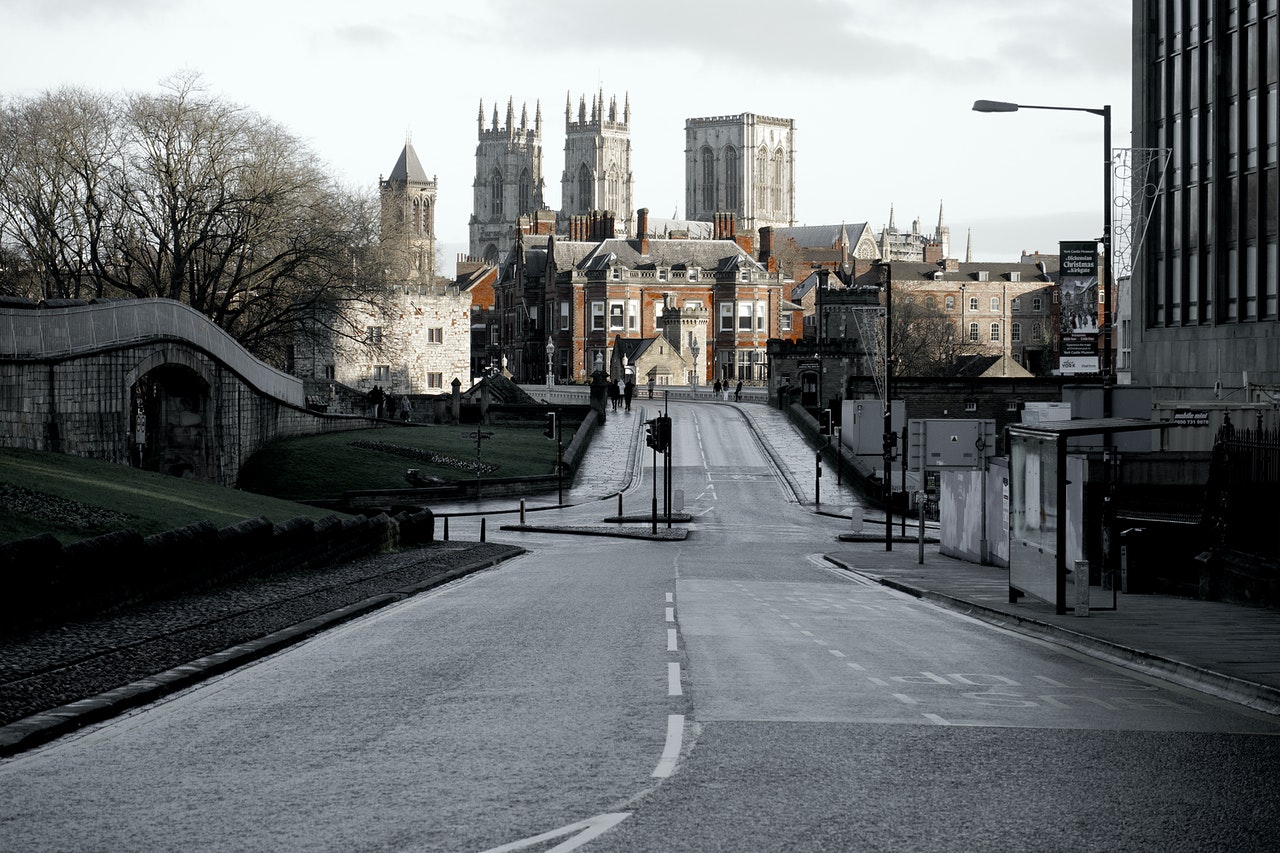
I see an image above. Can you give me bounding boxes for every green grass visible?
[236,423,562,502]
[0,447,344,546]
[0,422,565,545]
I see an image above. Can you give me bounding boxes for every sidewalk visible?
[824,541,1280,716]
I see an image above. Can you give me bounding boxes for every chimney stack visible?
[637,207,650,255]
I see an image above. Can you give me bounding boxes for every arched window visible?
[945,295,955,310]
[773,147,785,211]
[577,164,592,210]
[490,169,503,218]
[926,296,937,311]
[724,146,740,210]
[701,147,715,210]
[756,146,768,211]
[519,169,531,214]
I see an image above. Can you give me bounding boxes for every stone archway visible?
[130,364,210,479]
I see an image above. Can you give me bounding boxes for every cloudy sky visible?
[2,0,1131,275]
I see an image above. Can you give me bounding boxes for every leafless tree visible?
[0,73,386,367]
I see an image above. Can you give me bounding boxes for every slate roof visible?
[386,143,432,184]
[515,234,765,278]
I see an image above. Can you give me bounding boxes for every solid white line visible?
[652,714,685,778]
[667,628,678,652]
[668,662,682,695]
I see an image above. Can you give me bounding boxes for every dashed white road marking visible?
[668,662,682,696]
[892,693,918,705]
[667,628,678,652]
[923,713,953,726]
[665,607,675,622]
[828,649,847,658]
[652,714,685,778]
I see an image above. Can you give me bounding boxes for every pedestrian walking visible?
[714,379,722,399]
[734,380,743,402]
[624,379,634,411]
[608,380,620,411]
[722,381,730,402]
[647,376,655,399]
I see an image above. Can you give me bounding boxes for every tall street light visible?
[972,99,1113,402]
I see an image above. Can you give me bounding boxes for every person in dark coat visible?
[624,379,634,411]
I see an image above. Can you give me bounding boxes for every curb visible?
[824,556,1280,718]
[0,549,524,758]
[499,524,687,541]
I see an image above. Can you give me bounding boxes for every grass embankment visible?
[0,423,561,546]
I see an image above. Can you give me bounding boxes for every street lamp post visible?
[972,99,1113,398]
[545,339,554,389]
[690,336,700,388]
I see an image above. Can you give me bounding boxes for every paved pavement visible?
[544,392,1280,718]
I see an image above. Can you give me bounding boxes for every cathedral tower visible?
[380,139,437,282]
[685,113,795,232]
[470,98,545,264]
[561,90,633,235]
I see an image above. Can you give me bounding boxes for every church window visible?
[773,148,785,212]
[725,146,740,210]
[519,169,531,214]
[701,147,715,210]
[756,146,768,212]
[577,164,592,210]
[490,170,503,218]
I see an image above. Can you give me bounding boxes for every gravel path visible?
[0,541,523,731]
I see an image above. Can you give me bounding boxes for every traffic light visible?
[543,411,557,440]
[820,409,833,436]
[645,416,672,452]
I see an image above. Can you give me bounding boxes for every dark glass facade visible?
[1132,0,1279,391]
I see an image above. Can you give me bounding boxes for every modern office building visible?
[1131,0,1278,396]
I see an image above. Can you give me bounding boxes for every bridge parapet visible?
[1,298,303,406]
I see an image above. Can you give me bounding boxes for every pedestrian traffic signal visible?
[820,409,833,436]
[543,411,557,440]
[645,416,672,453]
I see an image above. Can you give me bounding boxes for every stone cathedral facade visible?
[685,113,796,234]
[469,99,546,265]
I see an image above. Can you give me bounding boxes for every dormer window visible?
[659,268,668,282]
[1010,271,1021,282]
[688,268,699,281]
[977,270,989,282]
[611,267,621,281]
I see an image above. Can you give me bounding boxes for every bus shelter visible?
[1006,418,1172,615]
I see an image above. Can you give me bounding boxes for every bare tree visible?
[0,73,386,366]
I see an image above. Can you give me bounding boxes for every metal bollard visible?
[520,499,526,525]
[443,516,450,540]
[618,492,623,518]
[480,517,487,542]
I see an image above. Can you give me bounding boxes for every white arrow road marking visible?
[481,812,632,852]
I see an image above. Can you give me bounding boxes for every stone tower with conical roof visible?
[561,90,632,235]
[469,98,545,264]
[380,138,438,282]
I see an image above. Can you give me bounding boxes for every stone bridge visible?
[0,298,372,487]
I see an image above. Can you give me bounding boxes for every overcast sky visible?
[2,0,1131,275]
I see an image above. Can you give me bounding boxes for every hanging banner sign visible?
[1059,241,1100,374]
